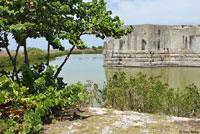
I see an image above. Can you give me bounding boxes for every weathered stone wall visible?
[103,24,200,67]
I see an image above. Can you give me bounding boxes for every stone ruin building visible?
[103,24,200,67]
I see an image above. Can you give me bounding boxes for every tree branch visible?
[5,46,15,80]
[54,45,75,78]
[47,41,50,66]
[13,45,20,82]
[23,38,29,67]
[82,31,101,35]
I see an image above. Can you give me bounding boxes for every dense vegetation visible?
[102,72,200,118]
[0,0,132,133]
[0,64,98,133]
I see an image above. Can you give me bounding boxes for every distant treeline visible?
[0,47,103,68]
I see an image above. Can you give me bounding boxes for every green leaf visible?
[0,75,9,83]
[35,107,45,116]
[24,22,34,27]
[34,124,42,131]
[0,119,5,128]
[32,113,41,122]
[58,33,67,39]
[0,20,5,28]
[6,120,15,128]
[78,92,84,101]
[10,23,26,33]
[54,98,59,105]
[23,124,31,133]
[44,99,52,107]
[35,77,46,87]
[60,5,70,11]
[36,93,46,101]
[0,92,6,104]
[13,90,18,96]
[68,97,72,105]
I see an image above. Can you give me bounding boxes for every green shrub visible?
[91,46,97,50]
[97,46,103,49]
[28,48,44,55]
[0,56,12,67]
[102,72,200,117]
[0,64,88,133]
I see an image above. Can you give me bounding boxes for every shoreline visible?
[0,49,103,69]
[0,49,103,57]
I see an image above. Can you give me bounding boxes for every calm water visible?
[50,54,106,87]
[50,54,200,90]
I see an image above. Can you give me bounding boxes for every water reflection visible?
[50,54,200,90]
[104,67,200,90]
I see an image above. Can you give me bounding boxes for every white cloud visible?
[105,0,200,25]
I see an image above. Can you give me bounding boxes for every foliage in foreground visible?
[0,64,96,134]
[102,72,200,118]
[0,0,133,80]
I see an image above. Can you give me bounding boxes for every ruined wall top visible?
[104,24,200,67]
[105,24,200,52]
[122,24,200,28]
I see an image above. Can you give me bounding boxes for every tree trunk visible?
[54,45,75,78]
[5,47,14,63]
[13,45,20,82]
[5,47,15,80]
[47,41,50,66]
[23,39,29,67]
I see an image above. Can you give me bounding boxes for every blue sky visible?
[105,0,200,25]
[8,0,200,50]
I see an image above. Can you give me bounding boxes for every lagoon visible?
[50,54,106,88]
[50,54,200,90]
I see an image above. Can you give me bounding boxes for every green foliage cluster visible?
[88,46,103,49]
[91,46,97,50]
[0,0,133,80]
[0,56,12,68]
[27,48,44,55]
[0,0,133,51]
[97,46,103,49]
[102,72,200,118]
[0,65,88,133]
